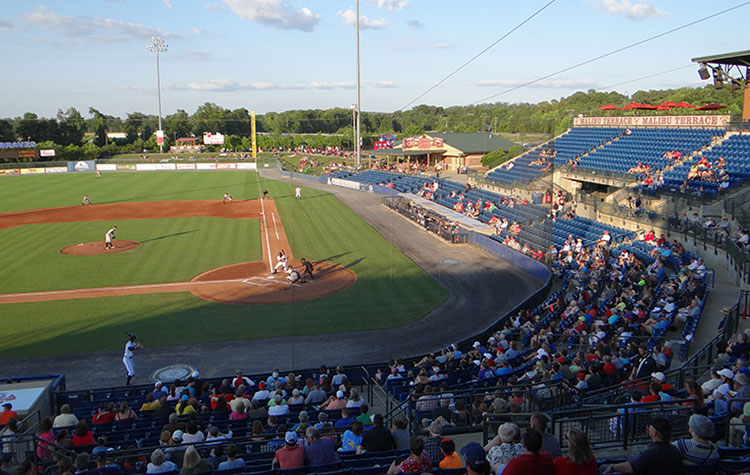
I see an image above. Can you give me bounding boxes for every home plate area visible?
[188,260,356,304]
[241,275,301,288]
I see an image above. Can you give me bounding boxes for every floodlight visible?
[698,64,710,80]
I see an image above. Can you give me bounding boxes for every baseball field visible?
[0,170,448,360]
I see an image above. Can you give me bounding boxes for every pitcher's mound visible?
[61,240,141,255]
[189,260,357,304]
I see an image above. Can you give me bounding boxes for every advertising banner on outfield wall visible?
[236,162,257,170]
[67,160,96,172]
[20,168,45,174]
[328,177,362,190]
[196,163,217,170]
[176,163,195,170]
[155,163,176,170]
[0,169,20,175]
[97,164,117,171]
[117,164,136,170]
[217,163,237,170]
[45,167,68,174]
[573,114,731,128]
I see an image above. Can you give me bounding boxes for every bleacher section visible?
[576,128,721,176]
[660,133,750,197]
[495,215,636,250]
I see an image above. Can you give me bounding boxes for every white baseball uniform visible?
[295,187,301,199]
[105,227,116,245]
[274,253,289,272]
[122,341,137,377]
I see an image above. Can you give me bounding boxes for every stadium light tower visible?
[146,36,168,153]
[355,0,361,168]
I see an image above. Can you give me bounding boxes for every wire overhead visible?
[598,64,694,91]
[398,0,557,112]
[471,1,750,105]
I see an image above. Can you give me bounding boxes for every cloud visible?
[192,27,204,35]
[221,0,320,32]
[434,42,452,49]
[0,20,12,30]
[204,2,225,11]
[365,0,408,11]
[337,8,389,29]
[173,50,217,61]
[475,78,598,89]
[24,6,172,43]
[163,0,174,10]
[593,0,666,20]
[173,79,395,92]
[407,19,423,29]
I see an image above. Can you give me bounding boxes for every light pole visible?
[147,36,168,153]
[355,0,361,168]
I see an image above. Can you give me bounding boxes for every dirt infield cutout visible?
[0,199,356,305]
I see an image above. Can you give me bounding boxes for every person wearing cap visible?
[0,403,17,425]
[553,428,596,475]
[146,449,177,474]
[164,430,187,467]
[438,438,463,469]
[251,381,270,402]
[361,414,395,453]
[122,333,142,386]
[501,428,553,475]
[153,382,168,401]
[304,426,339,466]
[650,372,675,393]
[272,431,305,469]
[423,420,444,465]
[217,444,245,471]
[605,417,681,474]
[320,390,347,411]
[386,436,432,474]
[485,423,523,474]
[701,368,724,396]
[672,414,719,470]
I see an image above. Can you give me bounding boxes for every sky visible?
[0,0,748,119]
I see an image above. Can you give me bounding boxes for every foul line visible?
[257,195,274,275]
[0,278,249,300]
[272,213,280,240]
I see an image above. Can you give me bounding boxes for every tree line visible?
[0,84,743,161]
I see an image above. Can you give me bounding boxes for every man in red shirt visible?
[502,429,554,475]
[0,403,17,425]
[272,431,305,469]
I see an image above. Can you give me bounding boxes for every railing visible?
[381,196,470,244]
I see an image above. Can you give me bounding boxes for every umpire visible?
[300,258,314,282]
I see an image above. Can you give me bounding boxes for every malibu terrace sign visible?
[573,115,730,128]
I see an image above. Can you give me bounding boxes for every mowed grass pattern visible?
[0,171,448,359]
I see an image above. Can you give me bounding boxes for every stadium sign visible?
[67,160,96,172]
[0,141,36,149]
[203,132,225,145]
[573,115,731,128]
[403,135,445,150]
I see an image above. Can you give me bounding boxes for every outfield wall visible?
[0,161,259,176]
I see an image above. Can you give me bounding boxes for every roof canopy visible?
[427,133,517,154]
[692,50,750,66]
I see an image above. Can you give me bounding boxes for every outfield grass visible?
[0,171,448,359]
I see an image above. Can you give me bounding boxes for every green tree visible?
[57,107,85,146]
[0,119,14,141]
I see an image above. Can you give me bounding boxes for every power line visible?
[598,64,695,90]
[398,0,557,111]
[472,1,750,104]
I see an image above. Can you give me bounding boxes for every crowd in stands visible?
[386,198,462,242]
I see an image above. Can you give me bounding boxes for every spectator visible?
[346,389,364,408]
[58,456,73,475]
[502,429,554,475]
[53,404,79,428]
[486,423,523,474]
[355,404,372,425]
[115,402,137,421]
[74,453,90,475]
[205,425,232,443]
[180,446,212,475]
[386,436,432,474]
[673,414,719,470]
[288,389,304,406]
[36,418,54,461]
[267,395,289,417]
[361,414,395,453]
[304,427,339,466]
[56,429,74,449]
[0,404,17,425]
[391,419,410,451]
[305,383,327,406]
[141,393,161,412]
[341,421,364,454]
[423,420,443,464]
[73,421,95,447]
[272,431,305,470]
[92,403,117,424]
[459,441,490,475]
[334,408,354,428]
[438,438,463,469]
[321,390,347,410]
[181,423,205,444]
[605,417,681,474]
[217,444,245,471]
[553,428,596,475]
[530,413,560,458]
[146,449,178,474]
